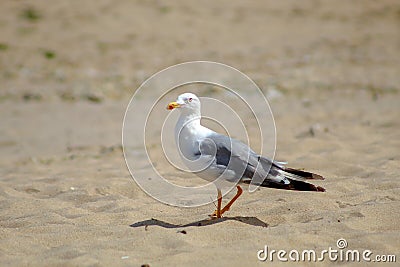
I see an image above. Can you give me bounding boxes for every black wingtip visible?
[255,179,326,192]
[287,179,326,192]
[315,185,326,192]
[284,167,325,180]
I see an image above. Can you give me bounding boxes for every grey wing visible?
[197,133,287,185]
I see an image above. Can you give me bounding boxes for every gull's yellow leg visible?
[210,189,223,218]
[210,186,243,218]
[220,186,243,215]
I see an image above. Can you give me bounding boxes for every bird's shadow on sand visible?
[130,216,268,228]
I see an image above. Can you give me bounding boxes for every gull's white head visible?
[167,93,201,116]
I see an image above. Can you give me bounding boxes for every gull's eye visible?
[188,98,193,102]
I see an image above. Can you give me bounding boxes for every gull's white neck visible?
[177,113,200,129]
[175,111,213,159]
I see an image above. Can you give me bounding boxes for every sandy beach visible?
[1,1,399,266]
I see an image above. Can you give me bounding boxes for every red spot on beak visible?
[167,102,180,110]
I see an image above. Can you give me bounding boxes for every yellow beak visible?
[167,101,180,110]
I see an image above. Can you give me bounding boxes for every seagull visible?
[167,93,325,218]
